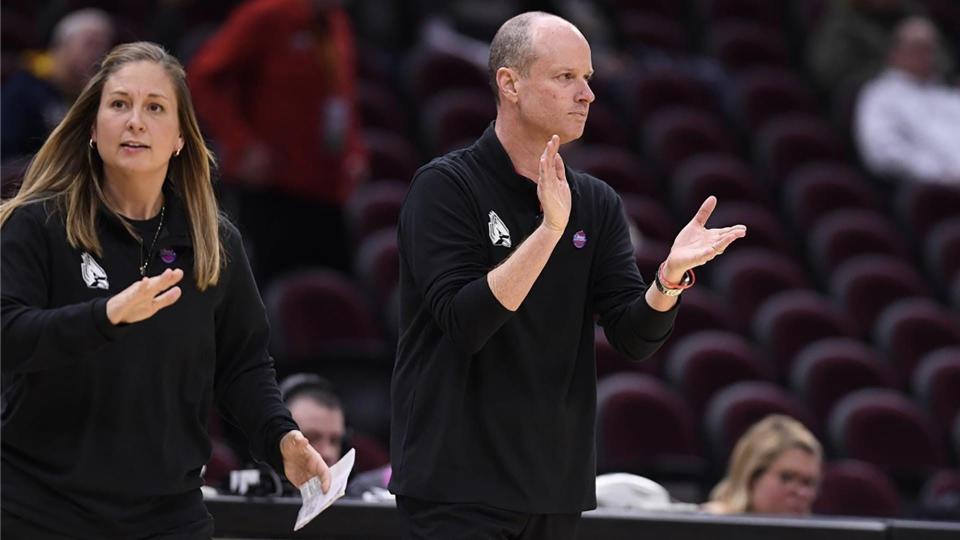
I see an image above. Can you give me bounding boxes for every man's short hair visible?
[279,373,342,411]
[488,12,550,103]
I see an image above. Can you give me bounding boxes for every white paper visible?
[294,448,356,531]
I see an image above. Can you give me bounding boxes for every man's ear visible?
[497,67,521,104]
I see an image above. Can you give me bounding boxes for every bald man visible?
[389,12,746,539]
[855,16,960,184]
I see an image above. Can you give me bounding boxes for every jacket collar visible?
[474,122,581,200]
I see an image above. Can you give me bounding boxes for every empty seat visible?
[603,0,687,20]
[666,330,774,414]
[874,298,960,387]
[596,373,704,475]
[264,269,384,363]
[753,290,859,377]
[364,129,422,183]
[420,89,495,155]
[755,114,846,188]
[567,145,658,196]
[896,182,960,237]
[830,255,930,337]
[619,10,689,53]
[357,81,409,135]
[671,154,769,217]
[808,209,911,279]
[916,468,960,521]
[912,348,960,435]
[790,338,896,424]
[782,163,880,230]
[621,194,679,244]
[405,48,488,99]
[700,0,783,27]
[345,180,406,243]
[813,460,900,518]
[354,228,400,310]
[731,68,818,132]
[704,381,815,464]
[925,217,960,290]
[662,287,737,354]
[829,388,948,477]
[707,21,790,74]
[707,202,795,256]
[626,68,715,126]
[710,247,811,329]
[644,108,736,175]
[596,328,656,380]
[580,100,631,147]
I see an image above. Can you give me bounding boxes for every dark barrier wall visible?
[206,496,960,540]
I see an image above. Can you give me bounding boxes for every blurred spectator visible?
[280,373,393,498]
[703,415,822,516]
[855,17,960,185]
[1,8,115,161]
[807,0,953,103]
[280,373,346,467]
[188,0,367,284]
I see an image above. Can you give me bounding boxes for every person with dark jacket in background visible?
[390,12,746,540]
[0,41,330,540]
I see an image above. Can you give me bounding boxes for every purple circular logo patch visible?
[160,248,176,264]
[572,230,587,249]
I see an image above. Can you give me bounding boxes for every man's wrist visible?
[661,259,685,284]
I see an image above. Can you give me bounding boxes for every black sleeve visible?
[1,205,122,373]
[213,222,297,475]
[399,166,513,354]
[590,188,678,360]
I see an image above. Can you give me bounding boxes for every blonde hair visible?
[708,415,822,513]
[0,41,223,290]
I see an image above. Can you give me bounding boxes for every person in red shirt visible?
[188,0,367,284]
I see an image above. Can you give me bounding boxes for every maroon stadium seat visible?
[619,11,689,52]
[813,460,901,518]
[567,145,658,197]
[666,330,774,414]
[731,68,818,132]
[753,290,859,377]
[924,217,960,291]
[627,68,715,126]
[644,108,735,175]
[782,164,880,230]
[596,373,704,475]
[420,89,495,155]
[896,182,960,237]
[621,194,679,243]
[874,298,960,387]
[707,21,790,74]
[790,338,896,424]
[808,209,911,280]
[755,114,846,188]
[354,228,400,310]
[710,247,811,330]
[405,48,488,99]
[829,388,948,477]
[912,348,960,435]
[701,0,783,27]
[829,255,930,338]
[707,202,795,256]
[364,129,422,183]
[345,180,406,243]
[671,153,769,217]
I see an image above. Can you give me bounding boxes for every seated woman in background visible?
[703,415,822,516]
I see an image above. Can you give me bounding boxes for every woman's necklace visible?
[139,204,166,276]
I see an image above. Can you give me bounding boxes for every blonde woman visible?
[0,42,330,539]
[704,415,822,516]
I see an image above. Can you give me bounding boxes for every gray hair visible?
[51,8,114,48]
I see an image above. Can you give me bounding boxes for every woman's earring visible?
[175,147,181,157]
[89,138,96,149]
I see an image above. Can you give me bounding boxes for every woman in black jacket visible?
[0,41,330,539]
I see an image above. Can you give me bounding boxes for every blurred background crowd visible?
[2,0,958,522]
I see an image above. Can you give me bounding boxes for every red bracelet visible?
[658,262,696,290]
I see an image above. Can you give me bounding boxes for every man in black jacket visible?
[389,11,746,540]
